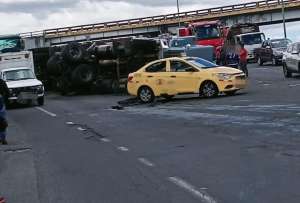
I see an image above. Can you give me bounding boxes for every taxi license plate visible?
[18,92,38,100]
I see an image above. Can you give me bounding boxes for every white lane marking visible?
[100,138,111,143]
[77,127,87,131]
[289,84,300,87]
[138,158,155,167]
[35,107,57,117]
[117,146,129,152]
[168,177,217,203]
[66,121,75,125]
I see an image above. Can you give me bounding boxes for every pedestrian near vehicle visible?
[239,43,248,77]
[0,79,9,145]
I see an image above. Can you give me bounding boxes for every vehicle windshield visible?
[0,36,22,53]
[271,39,292,48]
[170,37,197,47]
[186,57,219,69]
[195,24,220,40]
[3,69,35,81]
[241,33,265,45]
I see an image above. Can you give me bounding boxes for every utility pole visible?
[281,0,287,38]
[177,0,181,27]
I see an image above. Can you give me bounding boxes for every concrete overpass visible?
[21,0,300,49]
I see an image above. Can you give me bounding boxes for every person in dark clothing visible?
[239,43,248,77]
[0,79,9,145]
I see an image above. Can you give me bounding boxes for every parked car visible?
[283,42,300,78]
[127,57,247,103]
[255,38,292,66]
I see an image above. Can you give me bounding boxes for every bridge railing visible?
[20,0,300,39]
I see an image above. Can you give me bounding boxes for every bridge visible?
[21,0,300,49]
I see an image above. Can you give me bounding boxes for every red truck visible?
[178,20,227,50]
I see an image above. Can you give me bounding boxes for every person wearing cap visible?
[239,43,248,77]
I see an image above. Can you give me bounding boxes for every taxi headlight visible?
[215,73,232,80]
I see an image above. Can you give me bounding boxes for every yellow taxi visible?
[127,57,247,103]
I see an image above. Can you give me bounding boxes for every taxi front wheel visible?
[200,81,219,98]
[138,86,154,103]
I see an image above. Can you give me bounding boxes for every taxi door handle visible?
[147,75,153,78]
[170,76,176,78]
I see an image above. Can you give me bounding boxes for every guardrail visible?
[20,0,300,39]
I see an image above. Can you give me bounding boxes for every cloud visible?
[0,0,298,41]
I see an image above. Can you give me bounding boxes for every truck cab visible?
[236,32,265,61]
[0,35,44,105]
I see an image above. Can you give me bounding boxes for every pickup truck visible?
[282,42,300,78]
[254,38,292,66]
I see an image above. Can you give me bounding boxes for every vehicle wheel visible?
[257,57,263,66]
[37,96,44,106]
[201,81,219,98]
[111,79,120,94]
[224,90,237,96]
[138,86,154,103]
[272,57,279,66]
[283,63,292,78]
[62,43,85,63]
[71,64,96,85]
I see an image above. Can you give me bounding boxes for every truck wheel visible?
[63,43,85,63]
[37,96,45,106]
[72,64,96,85]
[47,53,63,75]
[272,57,279,66]
[283,63,292,78]
[200,81,219,98]
[257,57,263,66]
[138,86,154,103]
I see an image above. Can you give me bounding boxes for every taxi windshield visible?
[186,58,219,69]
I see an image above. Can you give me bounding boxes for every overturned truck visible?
[47,38,159,95]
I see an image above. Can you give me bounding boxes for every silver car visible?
[283,42,300,78]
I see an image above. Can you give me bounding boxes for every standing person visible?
[239,43,248,77]
[0,79,9,145]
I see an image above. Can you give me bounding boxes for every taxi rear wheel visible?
[201,81,219,98]
[138,86,154,103]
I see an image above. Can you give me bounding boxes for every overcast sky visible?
[0,0,299,41]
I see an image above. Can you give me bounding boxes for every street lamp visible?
[177,0,181,27]
[281,0,287,38]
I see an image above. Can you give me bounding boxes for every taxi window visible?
[170,61,197,72]
[145,61,166,72]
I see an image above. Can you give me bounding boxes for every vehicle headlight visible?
[215,73,232,80]
[36,85,44,93]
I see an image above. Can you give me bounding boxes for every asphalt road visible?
[2,63,300,203]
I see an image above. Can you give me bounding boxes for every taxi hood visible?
[204,66,243,74]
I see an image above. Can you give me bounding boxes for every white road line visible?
[138,158,155,167]
[35,107,57,117]
[100,138,111,143]
[168,177,217,203]
[117,146,129,152]
[66,121,75,125]
[77,127,87,131]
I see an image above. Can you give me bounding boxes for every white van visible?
[0,51,44,105]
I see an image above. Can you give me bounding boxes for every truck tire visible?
[257,57,263,66]
[47,53,63,75]
[63,43,85,63]
[37,96,45,106]
[71,64,96,85]
[283,63,292,78]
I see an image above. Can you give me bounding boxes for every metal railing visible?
[20,0,300,39]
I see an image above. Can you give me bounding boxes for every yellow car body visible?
[127,57,247,102]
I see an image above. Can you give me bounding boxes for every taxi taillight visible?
[128,74,134,83]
